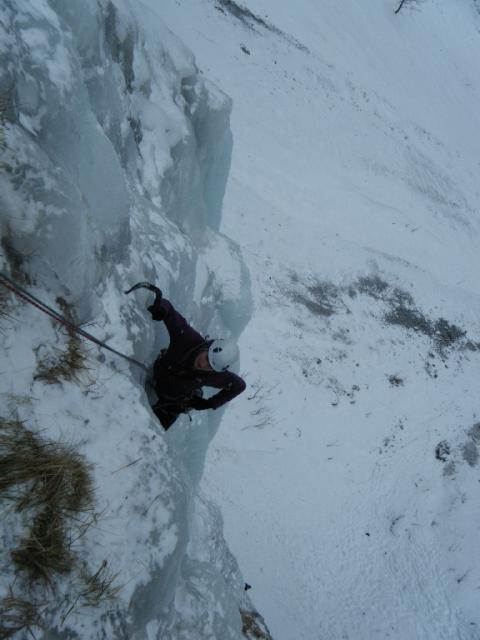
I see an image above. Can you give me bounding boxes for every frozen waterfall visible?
[0,1,262,638]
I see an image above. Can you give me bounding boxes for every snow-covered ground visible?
[151,1,480,639]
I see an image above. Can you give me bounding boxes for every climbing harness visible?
[0,271,148,372]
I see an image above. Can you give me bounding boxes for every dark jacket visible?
[152,298,246,410]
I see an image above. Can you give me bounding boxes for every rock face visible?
[0,1,254,638]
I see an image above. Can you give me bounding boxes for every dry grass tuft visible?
[0,417,94,582]
[0,285,9,321]
[0,594,44,639]
[34,297,88,385]
[1,419,119,624]
[11,507,74,580]
[61,560,122,623]
[2,393,33,408]
[0,86,14,177]
[240,609,273,639]
[34,340,87,385]
[80,560,121,607]
[0,233,30,285]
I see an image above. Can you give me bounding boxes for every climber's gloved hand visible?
[148,300,166,321]
[189,396,212,411]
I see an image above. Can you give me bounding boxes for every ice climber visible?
[144,286,246,430]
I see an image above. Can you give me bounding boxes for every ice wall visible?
[0,0,254,637]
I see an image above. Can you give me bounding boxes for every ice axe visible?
[124,281,163,301]
[125,282,163,320]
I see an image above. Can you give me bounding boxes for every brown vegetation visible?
[0,417,93,582]
[34,298,88,385]
[240,608,273,639]
[0,594,44,639]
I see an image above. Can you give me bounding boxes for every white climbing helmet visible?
[207,338,239,372]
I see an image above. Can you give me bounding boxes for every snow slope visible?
[151,1,480,639]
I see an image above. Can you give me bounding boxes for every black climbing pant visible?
[152,402,183,430]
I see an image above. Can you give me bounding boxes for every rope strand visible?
[0,271,148,372]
